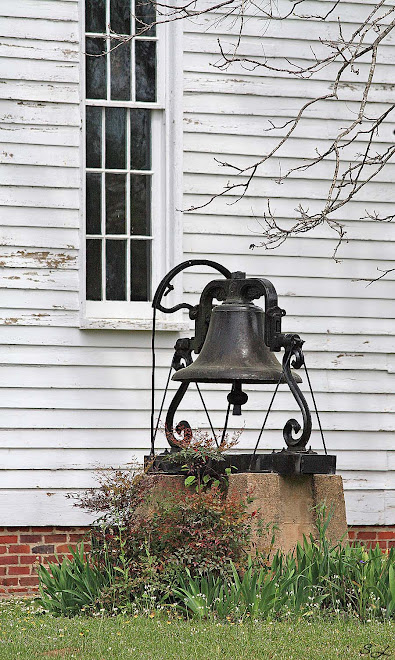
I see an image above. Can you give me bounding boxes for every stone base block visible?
[228,473,347,555]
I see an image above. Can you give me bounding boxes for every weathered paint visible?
[0,0,394,526]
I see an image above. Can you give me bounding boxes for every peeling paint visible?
[17,251,75,269]
[17,101,45,107]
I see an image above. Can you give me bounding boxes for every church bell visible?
[149,260,336,476]
[172,299,301,386]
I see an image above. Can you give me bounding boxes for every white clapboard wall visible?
[0,0,394,526]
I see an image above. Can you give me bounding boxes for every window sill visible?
[80,317,190,331]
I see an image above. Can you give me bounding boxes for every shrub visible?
[40,463,395,621]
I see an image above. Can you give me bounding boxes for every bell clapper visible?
[227,381,248,416]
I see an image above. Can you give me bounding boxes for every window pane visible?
[86,173,102,234]
[135,0,156,36]
[131,175,151,235]
[86,239,102,300]
[86,0,106,33]
[131,240,150,300]
[130,109,151,170]
[110,0,131,35]
[111,39,131,100]
[86,37,106,99]
[105,108,126,169]
[106,173,126,234]
[106,240,126,300]
[86,106,102,169]
[135,41,156,102]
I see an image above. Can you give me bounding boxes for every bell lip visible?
[172,369,302,384]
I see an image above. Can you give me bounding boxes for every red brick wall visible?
[1,525,394,596]
[348,526,395,551]
[0,527,90,596]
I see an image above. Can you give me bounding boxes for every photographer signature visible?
[360,643,393,658]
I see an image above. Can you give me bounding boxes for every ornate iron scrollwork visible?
[151,260,232,454]
[281,334,312,451]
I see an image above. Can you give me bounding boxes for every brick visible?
[40,555,58,564]
[31,527,55,533]
[0,556,18,565]
[1,578,18,586]
[6,586,37,593]
[20,534,42,543]
[19,576,39,587]
[55,544,72,554]
[0,546,6,554]
[387,540,395,548]
[7,566,30,576]
[348,531,356,539]
[69,534,89,542]
[43,534,67,543]
[378,531,395,540]
[0,567,6,576]
[7,544,30,554]
[0,535,18,544]
[357,532,377,540]
[31,544,54,554]
[20,556,41,565]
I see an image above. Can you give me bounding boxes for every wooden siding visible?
[0,0,393,525]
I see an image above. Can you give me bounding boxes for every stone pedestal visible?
[145,472,347,556]
[228,473,347,555]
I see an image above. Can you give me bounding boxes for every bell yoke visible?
[150,259,335,475]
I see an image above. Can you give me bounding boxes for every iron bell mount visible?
[150,260,335,476]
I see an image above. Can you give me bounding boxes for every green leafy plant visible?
[37,543,110,616]
[165,428,240,491]
[51,469,395,621]
[171,508,395,621]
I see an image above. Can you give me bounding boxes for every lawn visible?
[0,600,394,660]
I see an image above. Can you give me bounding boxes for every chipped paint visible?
[17,251,75,269]
[17,101,45,107]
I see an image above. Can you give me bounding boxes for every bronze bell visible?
[172,300,299,385]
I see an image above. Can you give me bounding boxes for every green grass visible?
[0,600,394,659]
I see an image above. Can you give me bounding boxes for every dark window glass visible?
[110,0,131,34]
[86,106,102,168]
[130,109,151,170]
[106,240,126,300]
[86,37,106,99]
[86,173,102,234]
[106,173,126,234]
[105,108,126,169]
[111,39,131,100]
[131,175,151,234]
[86,0,106,33]
[131,240,150,300]
[86,239,102,300]
[135,41,156,102]
[135,0,156,36]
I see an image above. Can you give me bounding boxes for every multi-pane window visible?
[85,0,158,303]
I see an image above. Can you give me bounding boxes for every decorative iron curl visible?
[165,382,193,449]
[282,335,312,450]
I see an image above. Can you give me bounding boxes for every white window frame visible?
[79,0,186,330]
